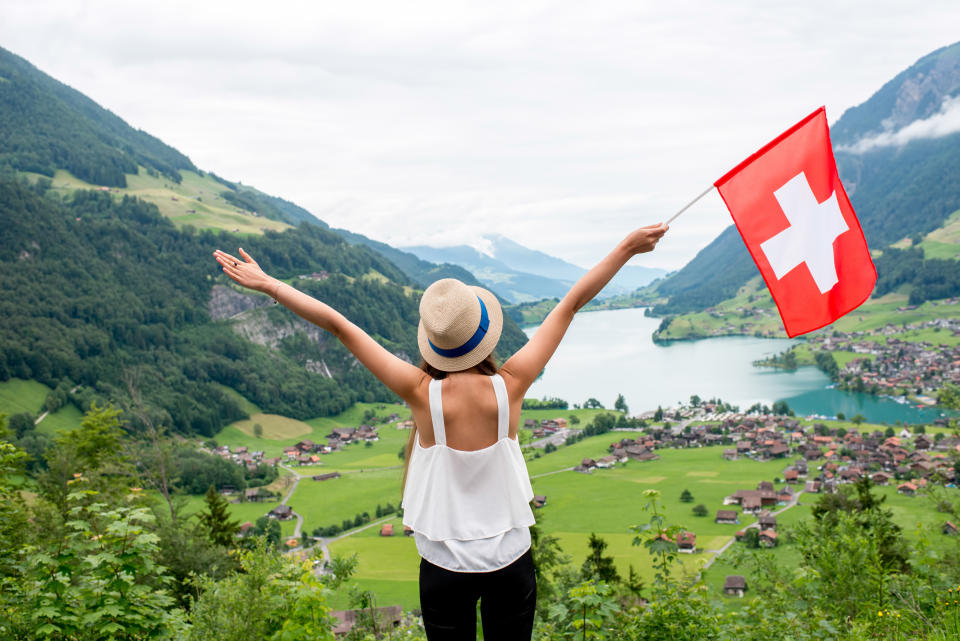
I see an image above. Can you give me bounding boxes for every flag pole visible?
[665,185,714,225]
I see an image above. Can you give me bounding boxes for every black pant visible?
[419,548,537,641]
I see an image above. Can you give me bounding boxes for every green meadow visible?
[25,167,292,236]
[0,378,86,436]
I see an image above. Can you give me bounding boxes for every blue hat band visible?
[428,296,490,358]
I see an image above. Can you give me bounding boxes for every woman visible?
[212,221,667,640]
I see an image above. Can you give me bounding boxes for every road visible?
[278,464,304,538]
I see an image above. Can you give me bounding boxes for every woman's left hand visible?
[213,248,277,294]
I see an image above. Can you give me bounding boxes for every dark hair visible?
[401,353,500,493]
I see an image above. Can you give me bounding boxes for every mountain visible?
[403,234,666,303]
[652,40,960,317]
[482,234,665,294]
[0,47,195,187]
[0,46,529,436]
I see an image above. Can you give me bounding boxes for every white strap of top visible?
[428,378,446,446]
[491,374,510,440]
[427,375,510,445]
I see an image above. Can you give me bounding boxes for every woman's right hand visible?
[623,222,669,255]
[213,248,278,295]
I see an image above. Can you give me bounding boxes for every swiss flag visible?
[714,107,876,337]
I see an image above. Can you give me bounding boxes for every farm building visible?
[723,575,747,597]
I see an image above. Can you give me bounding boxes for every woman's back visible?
[402,373,534,538]
[410,370,521,451]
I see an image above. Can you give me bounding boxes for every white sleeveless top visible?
[401,374,535,572]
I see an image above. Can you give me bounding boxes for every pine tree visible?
[199,485,240,548]
[581,533,620,583]
[680,488,694,503]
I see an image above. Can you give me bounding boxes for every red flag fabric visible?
[714,107,876,337]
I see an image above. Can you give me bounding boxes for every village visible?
[565,406,960,596]
[805,316,960,401]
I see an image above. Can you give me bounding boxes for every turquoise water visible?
[522,307,946,425]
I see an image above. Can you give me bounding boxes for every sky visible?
[2,0,960,271]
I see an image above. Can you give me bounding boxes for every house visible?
[715,509,740,524]
[757,481,774,492]
[897,482,918,496]
[329,427,357,442]
[403,526,414,537]
[759,529,778,547]
[239,521,255,536]
[915,435,933,450]
[380,523,394,537]
[312,472,341,481]
[581,458,597,469]
[723,448,738,461]
[871,471,892,486]
[804,480,821,493]
[269,505,293,520]
[723,575,748,597]
[533,495,547,509]
[943,521,959,536]
[767,443,789,458]
[295,440,316,453]
[245,487,265,502]
[595,455,617,469]
[783,469,799,483]
[331,606,403,637]
[757,514,777,530]
[676,531,696,553]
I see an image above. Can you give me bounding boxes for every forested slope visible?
[0,179,524,437]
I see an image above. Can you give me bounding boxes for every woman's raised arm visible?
[213,248,425,401]
[499,223,668,398]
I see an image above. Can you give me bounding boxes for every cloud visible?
[3,1,960,272]
[839,95,960,153]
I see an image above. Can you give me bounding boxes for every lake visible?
[522,307,945,425]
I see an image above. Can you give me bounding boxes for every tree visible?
[689,395,701,408]
[692,504,708,517]
[679,489,694,503]
[581,533,620,583]
[614,394,629,413]
[741,528,760,549]
[8,412,34,438]
[771,400,794,416]
[198,485,241,548]
[653,406,664,422]
[850,414,865,426]
[14,484,185,639]
[938,383,960,409]
[584,398,605,409]
[253,423,263,438]
[837,412,846,420]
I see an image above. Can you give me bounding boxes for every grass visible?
[179,493,296,538]
[213,401,414,459]
[35,403,85,435]
[0,378,50,416]
[231,413,314,440]
[288,467,403,534]
[657,277,787,341]
[26,167,292,236]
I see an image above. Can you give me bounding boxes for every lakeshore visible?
[524,307,948,424]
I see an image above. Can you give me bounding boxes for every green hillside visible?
[0,46,195,186]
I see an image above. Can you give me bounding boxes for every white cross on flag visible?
[714,107,876,337]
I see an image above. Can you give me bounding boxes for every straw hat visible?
[417,279,503,371]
